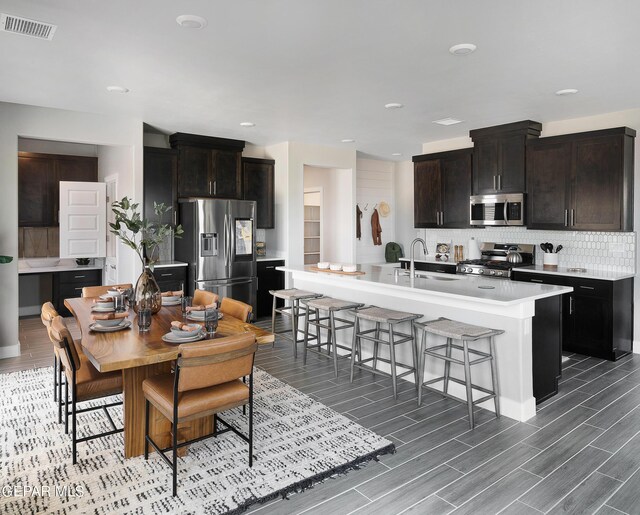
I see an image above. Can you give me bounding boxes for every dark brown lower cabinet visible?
[257,260,284,318]
[512,271,633,361]
[52,269,102,317]
[152,265,187,293]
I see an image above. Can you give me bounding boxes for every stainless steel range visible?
[456,242,535,278]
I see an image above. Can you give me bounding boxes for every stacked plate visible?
[162,324,204,343]
[91,300,115,313]
[89,319,131,332]
[186,311,223,322]
[162,295,182,307]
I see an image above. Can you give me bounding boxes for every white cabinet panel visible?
[59,181,106,258]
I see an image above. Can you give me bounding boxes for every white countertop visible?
[279,264,572,306]
[398,257,458,265]
[515,265,635,282]
[257,256,285,262]
[153,261,188,268]
[19,259,103,275]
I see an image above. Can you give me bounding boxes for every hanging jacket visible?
[356,204,362,240]
[371,208,382,246]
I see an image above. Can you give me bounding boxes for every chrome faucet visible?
[410,238,428,278]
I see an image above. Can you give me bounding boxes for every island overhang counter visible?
[278,264,573,422]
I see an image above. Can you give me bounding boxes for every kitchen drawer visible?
[153,267,186,283]
[57,269,102,285]
[511,271,566,285]
[568,278,611,298]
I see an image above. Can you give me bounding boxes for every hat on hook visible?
[378,201,391,218]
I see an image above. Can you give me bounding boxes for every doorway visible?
[104,174,118,285]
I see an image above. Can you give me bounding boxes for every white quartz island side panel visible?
[278,265,572,422]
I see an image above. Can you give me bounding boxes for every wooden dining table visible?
[65,297,274,458]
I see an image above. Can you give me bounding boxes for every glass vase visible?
[133,269,162,314]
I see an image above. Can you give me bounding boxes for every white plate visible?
[99,294,113,300]
[162,296,180,303]
[162,332,205,343]
[89,320,131,332]
[186,312,223,322]
[91,306,115,313]
[162,300,181,306]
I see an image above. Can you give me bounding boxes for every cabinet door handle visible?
[265,265,275,269]
[214,180,217,195]
[579,285,595,290]
[173,210,177,226]
[161,273,172,277]
[564,209,568,227]
[569,296,574,314]
[74,287,83,291]
[493,175,497,190]
[498,175,502,190]
[571,209,575,227]
[74,275,86,279]
[209,181,212,195]
[531,279,543,283]
[440,211,444,226]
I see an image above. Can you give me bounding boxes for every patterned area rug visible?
[0,367,393,514]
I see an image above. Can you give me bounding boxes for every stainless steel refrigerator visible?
[175,198,257,313]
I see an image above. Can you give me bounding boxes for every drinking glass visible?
[137,308,152,332]
[113,293,125,312]
[204,306,218,336]
[181,296,193,318]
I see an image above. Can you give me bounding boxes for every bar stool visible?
[269,288,322,357]
[301,297,364,376]
[350,306,422,399]
[415,317,503,429]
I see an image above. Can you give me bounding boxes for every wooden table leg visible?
[122,363,213,458]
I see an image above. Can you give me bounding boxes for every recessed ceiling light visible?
[391,153,402,157]
[341,139,355,143]
[449,43,477,56]
[384,103,404,109]
[239,122,255,127]
[106,85,129,94]
[555,88,578,96]
[176,14,208,29]
[433,117,463,126]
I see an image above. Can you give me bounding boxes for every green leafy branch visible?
[109,197,183,271]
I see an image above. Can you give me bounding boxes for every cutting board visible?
[308,266,366,276]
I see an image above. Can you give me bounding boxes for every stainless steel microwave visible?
[470,193,525,226]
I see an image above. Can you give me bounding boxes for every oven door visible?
[470,194,525,226]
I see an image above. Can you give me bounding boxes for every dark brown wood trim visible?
[412,147,473,163]
[242,157,275,165]
[469,120,542,141]
[526,126,637,147]
[169,132,245,151]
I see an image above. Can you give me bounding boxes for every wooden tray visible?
[309,266,366,276]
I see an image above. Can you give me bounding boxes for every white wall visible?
[18,137,98,156]
[356,158,396,263]
[0,102,143,358]
[394,160,416,258]
[263,142,289,257]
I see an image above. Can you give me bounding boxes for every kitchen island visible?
[278,264,572,422]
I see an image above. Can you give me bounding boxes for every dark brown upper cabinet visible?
[170,132,245,199]
[470,120,541,195]
[526,127,635,232]
[242,157,275,229]
[18,152,98,227]
[413,148,472,228]
[143,147,178,226]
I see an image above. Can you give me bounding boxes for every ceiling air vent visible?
[0,13,57,40]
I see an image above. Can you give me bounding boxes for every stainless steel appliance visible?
[175,198,257,312]
[470,193,525,226]
[456,242,535,278]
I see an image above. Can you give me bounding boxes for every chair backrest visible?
[41,301,58,328]
[193,289,219,307]
[82,283,133,298]
[50,316,82,372]
[176,333,256,392]
[219,297,253,322]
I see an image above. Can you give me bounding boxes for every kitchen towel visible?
[356,204,362,240]
[371,208,382,246]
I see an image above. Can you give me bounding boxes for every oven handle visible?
[503,200,509,226]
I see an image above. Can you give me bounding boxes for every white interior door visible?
[59,181,106,258]
[104,175,118,284]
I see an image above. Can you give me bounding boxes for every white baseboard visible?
[0,343,21,359]
[19,305,41,317]
[633,341,640,354]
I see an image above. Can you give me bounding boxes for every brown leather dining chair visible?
[220,297,253,322]
[143,333,257,496]
[193,288,219,306]
[81,283,133,298]
[49,316,124,464]
[41,302,64,412]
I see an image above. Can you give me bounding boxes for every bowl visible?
[26,258,60,268]
[163,295,180,303]
[329,263,342,271]
[95,300,115,309]
[342,264,357,273]
[107,289,122,297]
[95,318,125,328]
[171,325,202,338]
[317,262,330,269]
[188,310,206,319]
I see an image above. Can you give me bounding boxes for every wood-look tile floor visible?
[7,316,640,514]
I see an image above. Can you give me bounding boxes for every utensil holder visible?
[543,253,559,270]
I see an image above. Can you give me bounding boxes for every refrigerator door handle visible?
[224,213,231,267]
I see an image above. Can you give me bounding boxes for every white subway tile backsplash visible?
[413,227,636,274]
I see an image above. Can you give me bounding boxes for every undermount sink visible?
[26,258,60,268]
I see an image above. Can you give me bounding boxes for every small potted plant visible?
[109,197,183,313]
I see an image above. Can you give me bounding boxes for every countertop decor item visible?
[75,258,90,266]
[468,237,481,260]
[110,197,184,313]
[385,242,403,263]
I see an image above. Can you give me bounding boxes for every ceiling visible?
[1,0,639,160]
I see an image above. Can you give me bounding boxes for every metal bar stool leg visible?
[411,323,419,388]
[443,337,453,396]
[53,355,58,401]
[271,295,277,347]
[291,299,299,358]
[372,322,380,369]
[462,340,475,429]
[315,308,323,355]
[350,316,359,383]
[490,336,501,418]
[330,311,339,377]
[417,327,427,406]
[389,323,398,399]
[302,305,311,365]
